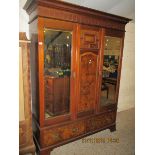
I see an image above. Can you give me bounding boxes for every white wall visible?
[19,1,135,112]
[118,22,135,111]
[19,0,29,39]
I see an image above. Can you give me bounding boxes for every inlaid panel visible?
[78,52,98,113]
[86,111,116,132]
[80,30,99,49]
[41,121,85,147]
[41,111,115,147]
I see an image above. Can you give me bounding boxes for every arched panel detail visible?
[78,52,98,113]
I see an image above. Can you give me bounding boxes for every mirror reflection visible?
[100,36,121,106]
[44,28,72,119]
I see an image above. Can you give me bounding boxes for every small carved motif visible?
[80,30,99,49]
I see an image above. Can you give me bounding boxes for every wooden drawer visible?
[80,29,99,49]
[41,121,85,147]
[85,111,116,132]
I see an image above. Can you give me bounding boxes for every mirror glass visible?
[100,36,121,106]
[44,28,72,119]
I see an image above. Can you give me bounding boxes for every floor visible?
[50,108,135,155]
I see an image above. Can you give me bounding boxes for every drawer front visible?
[41,121,85,147]
[80,29,99,49]
[86,111,116,132]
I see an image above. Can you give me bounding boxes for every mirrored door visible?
[100,36,122,107]
[44,28,72,119]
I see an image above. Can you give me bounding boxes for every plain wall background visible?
[118,22,135,111]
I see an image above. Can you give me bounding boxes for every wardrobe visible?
[24,0,131,154]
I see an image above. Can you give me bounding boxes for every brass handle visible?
[72,127,79,133]
[52,133,61,141]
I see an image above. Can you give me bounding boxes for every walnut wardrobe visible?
[24,0,131,155]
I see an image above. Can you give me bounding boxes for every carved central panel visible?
[80,30,99,49]
[78,53,98,112]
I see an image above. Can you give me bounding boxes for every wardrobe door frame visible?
[38,17,77,127]
[97,28,125,113]
[76,24,102,118]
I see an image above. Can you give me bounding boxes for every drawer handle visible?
[72,127,79,133]
[52,133,61,141]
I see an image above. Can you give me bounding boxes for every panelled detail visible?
[86,111,116,132]
[41,111,115,147]
[78,53,98,113]
[27,6,126,30]
[80,30,99,49]
[41,121,85,147]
